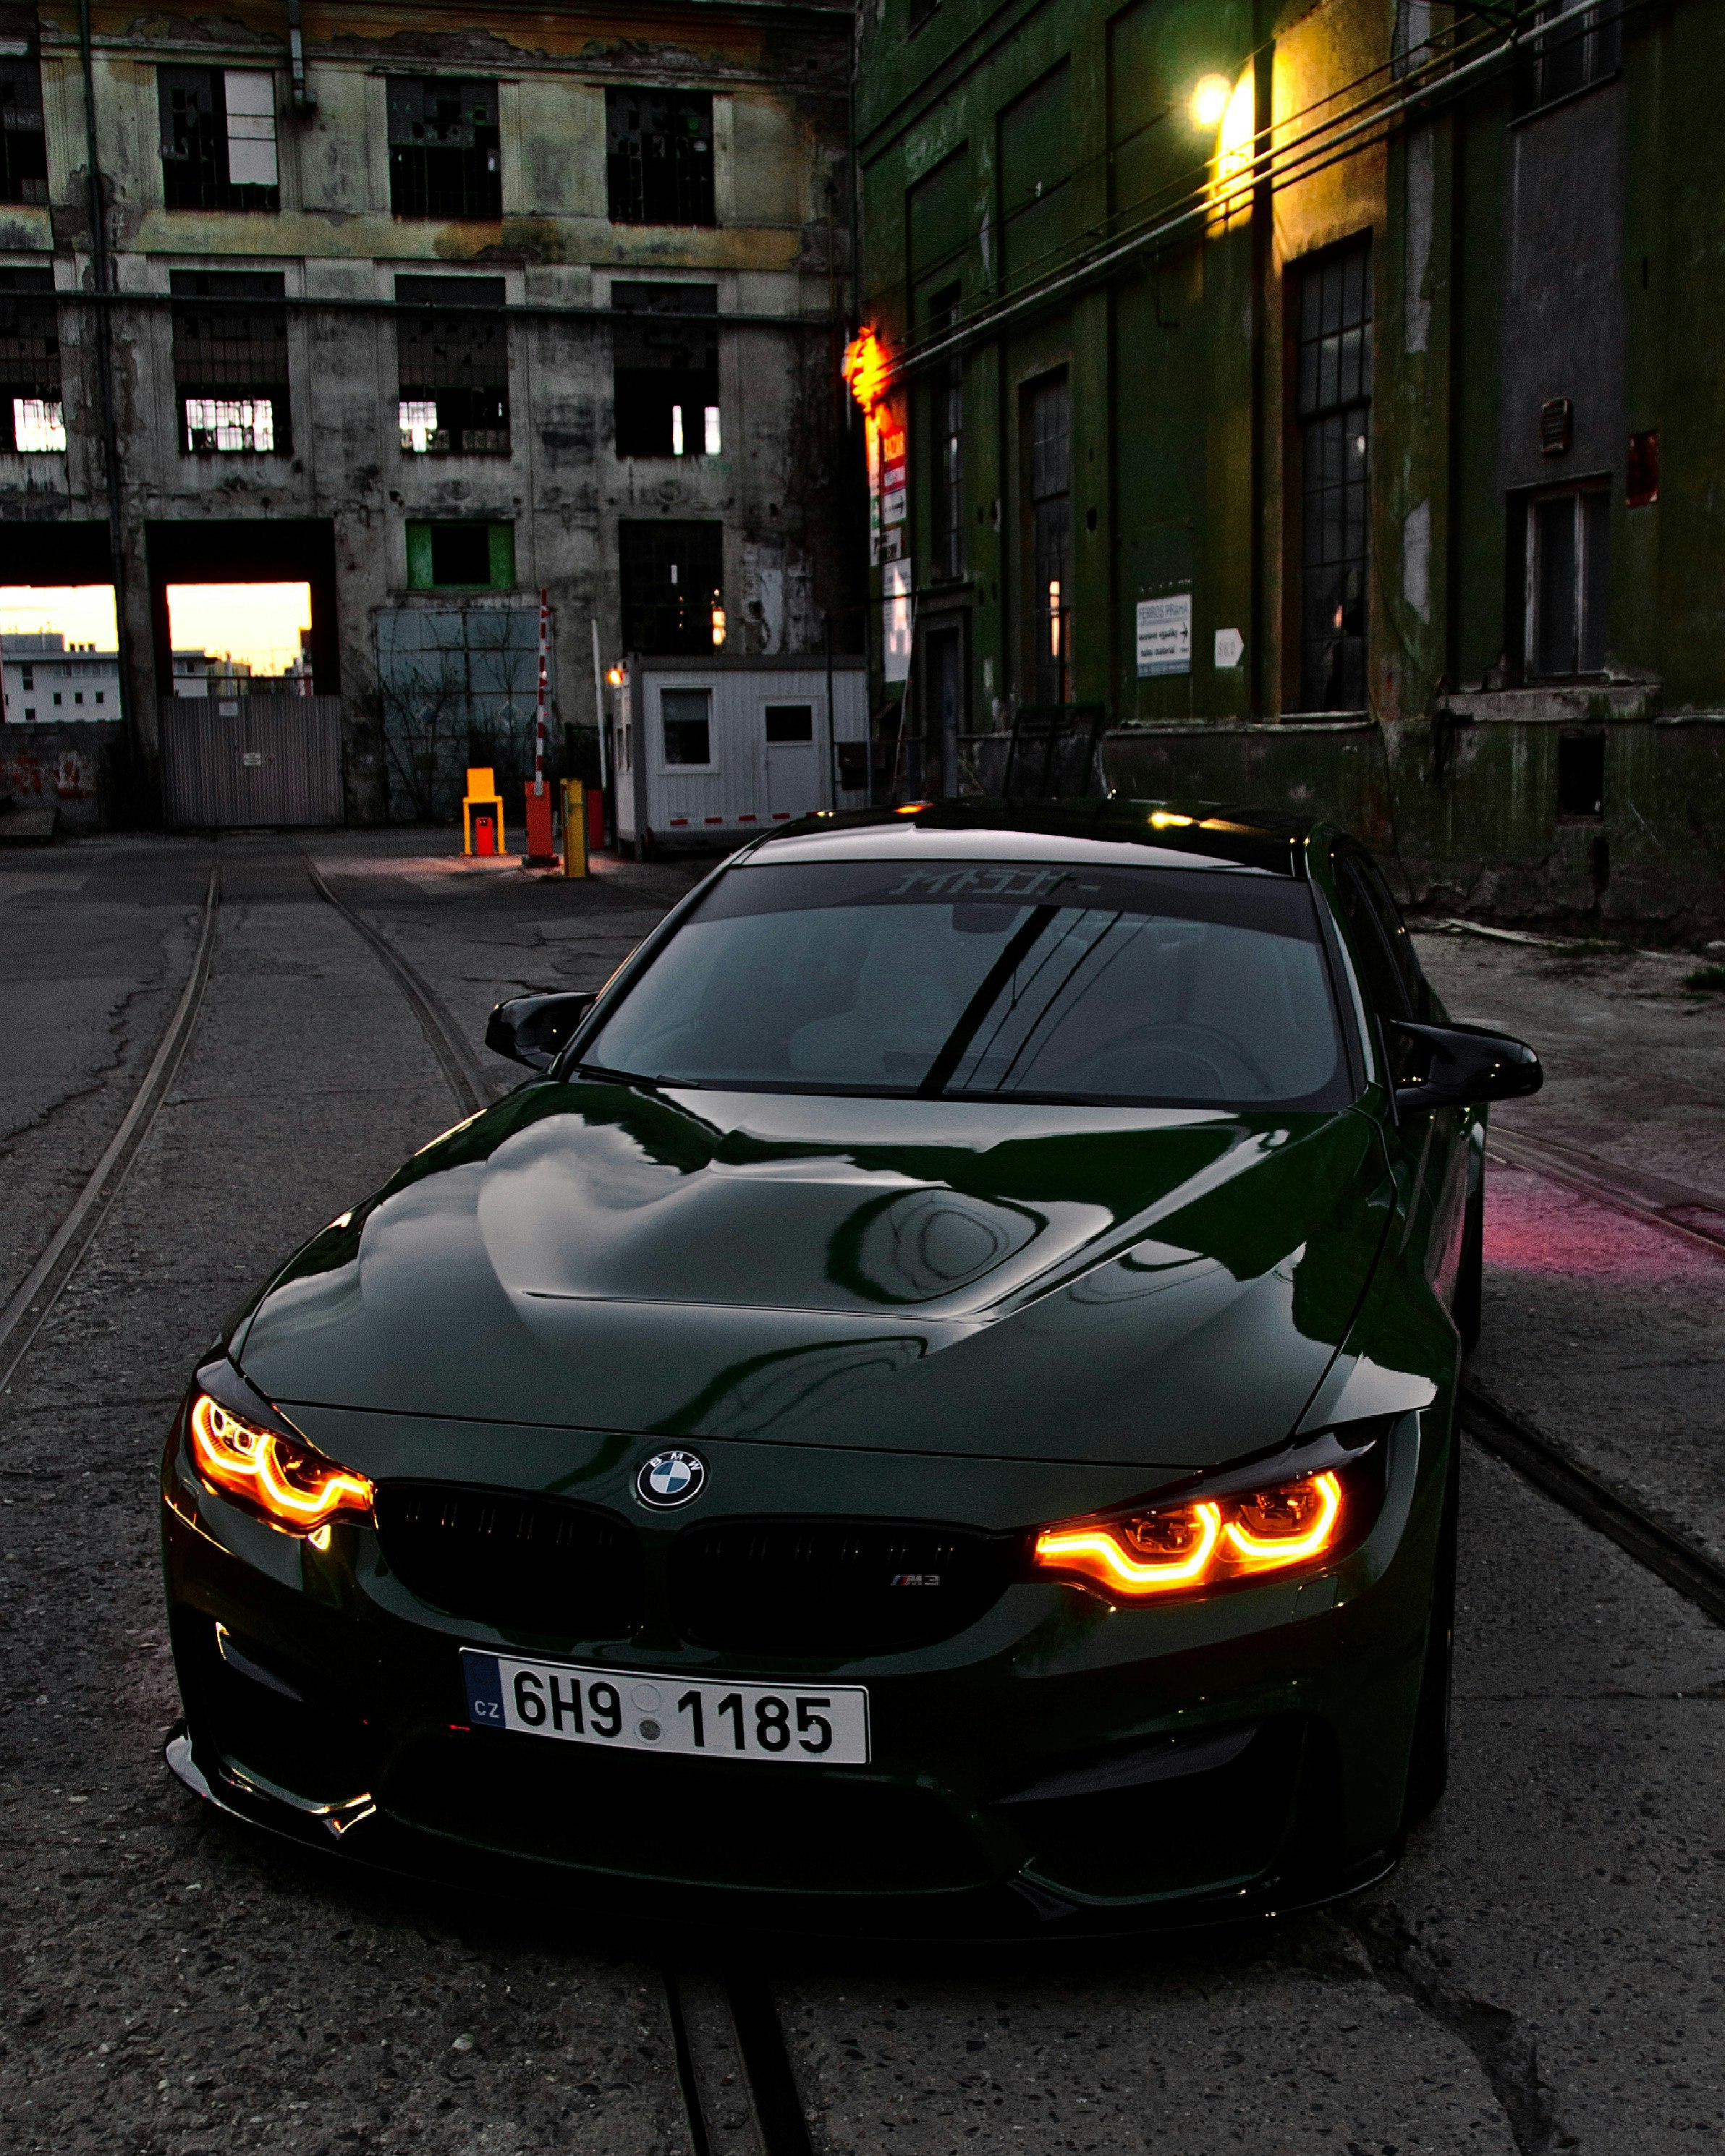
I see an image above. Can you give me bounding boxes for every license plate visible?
[461,1649,870,1765]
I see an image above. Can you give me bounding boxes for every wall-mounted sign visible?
[883,559,913,684]
[1136,593,1191,677]
[881,425,907,528]
[1213,627,1245,670]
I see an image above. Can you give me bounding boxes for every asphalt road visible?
[1,833,1720,2156]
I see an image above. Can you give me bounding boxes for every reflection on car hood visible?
[234,1078,1394,1469]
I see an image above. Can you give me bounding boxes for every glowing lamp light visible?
[189,1392,374,1537]
[711,605,727,648]
[1148,810,1195,829]
[842,323,893,414]
[1190,72,1232,129]
[1210,68,1258,229]
[606,665,624,687]
[1033,1470,1346,1604]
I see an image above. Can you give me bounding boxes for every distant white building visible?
[170,650,253,699]
[2,634,121,723]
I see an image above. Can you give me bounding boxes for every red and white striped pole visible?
[535,585,548,795]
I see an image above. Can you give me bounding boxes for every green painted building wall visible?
[855,0,1725,932]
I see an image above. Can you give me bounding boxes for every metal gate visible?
[159,695,344,828]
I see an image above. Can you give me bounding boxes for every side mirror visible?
[485,991,596,1072]
[1389,1019,1543,1116]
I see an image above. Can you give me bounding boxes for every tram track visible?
[0,854,222,1401]
[300,851,813,2156]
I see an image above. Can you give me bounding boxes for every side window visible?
[1332,857,1418,1089]
[1352,853,1426,1017]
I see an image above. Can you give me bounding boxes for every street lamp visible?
[1190,73,1232,129]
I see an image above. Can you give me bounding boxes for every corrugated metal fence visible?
[160,696,344,829]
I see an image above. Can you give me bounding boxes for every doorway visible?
[763,698,820,818]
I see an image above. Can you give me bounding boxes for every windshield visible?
[582,858,1351,1109]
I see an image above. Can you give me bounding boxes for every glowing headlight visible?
[188,1392,373,1537]
[1033,1469,1345,1603]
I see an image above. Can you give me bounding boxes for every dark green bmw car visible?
[161,801,1540,1933]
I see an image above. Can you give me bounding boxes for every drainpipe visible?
[77,0,144,810]
[287,0,316,114]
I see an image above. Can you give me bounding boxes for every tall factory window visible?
[1519,1,1621,112]
[0,269,62,452]
[158,67,279,211]
[926,287,963,580]
[0,35,47,205]
[396,276,509,454]
[388,79,501,220]
[1025,373,1070,707]
[611,283,720,459]
[1523,485,1610,679]
[619,522,725,655]
[1297,239,1373,712]
[607,90,716,227]
[171,271,290,454]
[999,64,1072,292]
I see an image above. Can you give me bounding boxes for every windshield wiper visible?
[573,1061,695,1089]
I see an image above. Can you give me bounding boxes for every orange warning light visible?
[842,323,893,414]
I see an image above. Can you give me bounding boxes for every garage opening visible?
[165,580,313,695]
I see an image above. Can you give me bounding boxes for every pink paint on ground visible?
[1483,1160,1725,1286]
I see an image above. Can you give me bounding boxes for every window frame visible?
[386,77,502,222]
[1292,235,1374,715]
[657,684,718,773]
[158,65,281,214]
[606,89,717,229]
[0,38,48,207]
[1520,479,1611,683]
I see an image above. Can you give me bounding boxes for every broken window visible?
[388,79,501,220]
[1523,485,1610,680]
[0,32,47,206]
[0,268,62,452]
[606,90,715,227]
[171,271,290,454]
[395,276,509,454]
[619,522,724,655]
[611,283,719,459]
[158,67,279,212]
[1297,238,1373,712]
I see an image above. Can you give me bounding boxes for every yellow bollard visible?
[560,777,588,878]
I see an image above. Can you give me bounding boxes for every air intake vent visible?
[669,1517,1014,1657]
[374,1482,645,1642]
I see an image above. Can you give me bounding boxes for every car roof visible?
[738,798,1326,878]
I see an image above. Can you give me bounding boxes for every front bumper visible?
[160,1407,1443,1939]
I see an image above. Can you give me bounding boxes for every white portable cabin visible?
[611,654,870,854]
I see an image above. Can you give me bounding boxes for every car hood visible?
[234,1079,1394,1469]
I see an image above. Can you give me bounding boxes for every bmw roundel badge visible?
[635,1448,706,1509]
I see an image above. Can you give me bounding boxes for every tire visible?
[1453,1170,1484,1354]
[1402,1429,1460,1828]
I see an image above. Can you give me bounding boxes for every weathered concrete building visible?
[0,0,860,823]
[852,0,1725,931]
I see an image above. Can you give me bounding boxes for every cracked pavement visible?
[0,835,1719,2155]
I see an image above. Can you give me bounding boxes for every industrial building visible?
[0,0,862,826]
[851,0,1725,929]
